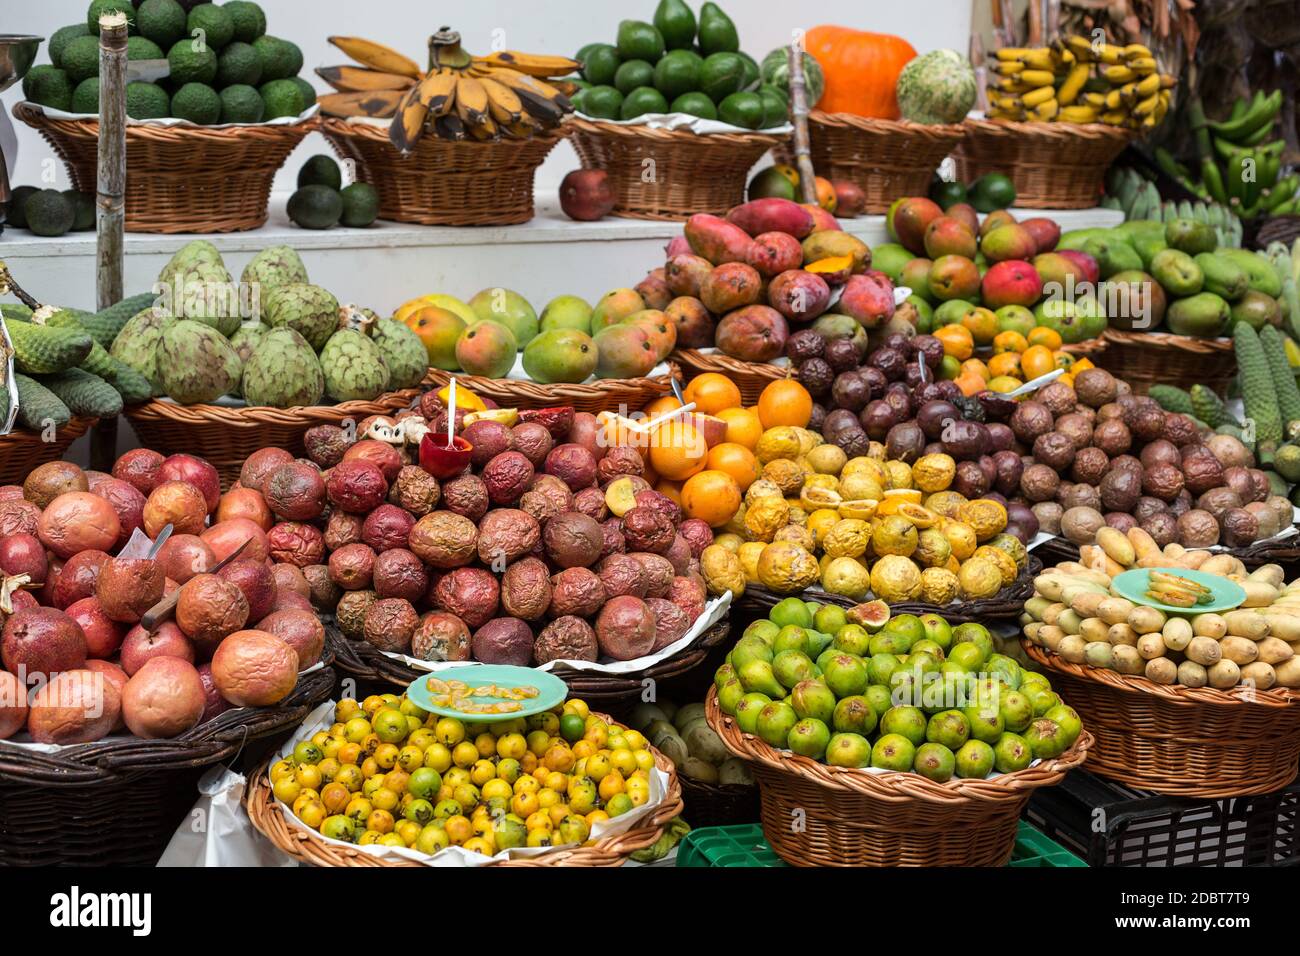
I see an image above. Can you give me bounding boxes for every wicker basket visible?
[773,112,966,214]
[244,710,682,866]
[0,417,93,485]
[954,119,1132,209]
[327,619,730,706]
[124,389,420,487]
[671,350,788,406]
[1093,329,1236,397]
[1035,533,1300,570]
[678,776,761,829]
[424,364,678,415]
[566,117,785,221]
[706,689,1090,866]
[321,117,565,226]
[14,103,316,233]
[0,665,336,866]
[734,555,1043,625]
[1023,641,1300,798]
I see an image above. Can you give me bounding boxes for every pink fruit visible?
[121,656,205,739]
[715,305,788,362]
[981,260,1044,309]
[559,169,616,221]
[838,273,897,329]
[766,269,831,322]
[1020,217,1061,254]
[120,621,195,676]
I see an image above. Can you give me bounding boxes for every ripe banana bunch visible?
[317,28,577,151]
[986,36,1175,130]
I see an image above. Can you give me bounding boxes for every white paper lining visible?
[20,100,319,130]
[378,591,731,677]
[263,700,673,866]
[573,110,791,137]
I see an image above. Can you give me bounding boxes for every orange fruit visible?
[706,442,761,491]
[960,307,998,346]
[1020,344,1055,380]
[934,325,974,361]
[716,407,763,450]
[648,419,708,481]
[992,330,1028,354]
[683,373,742,415]
[1026,327,1063,350]
[987,351,1021,379]
[954,372,985,397]
[1054,350,1075,371]
[654,480,683,505]
[680,470,743,527]
[756,379,813,430]
[642,396,683,420]
[960,357,990,382]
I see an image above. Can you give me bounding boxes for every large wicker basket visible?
[327,619,730,706]
[321,118,566,226]
[773,112,967,214]
[0,665,335,866]
[706,689,1091,866]
[1023,641,1300,798]
[424,364,678,415]
[244,710,682,866]
[1094,329,1236,397]
[671,350,788,406]
[0,417,93,485]
[566,117,785,221]
[14,103,316,233]
[124,389,420,487]
[954,119,1131,209]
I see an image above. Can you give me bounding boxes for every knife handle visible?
[140,589,181,633]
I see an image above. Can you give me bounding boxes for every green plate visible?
[1111,567,1246,615]
[403,664,569,722]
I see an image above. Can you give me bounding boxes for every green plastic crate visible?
[677,821,1087,867]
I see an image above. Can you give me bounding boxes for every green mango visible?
[1083,235,1143,279]
[1165,217,1218,256]
[1167,292,1231,337]
[1056,227,1115,251]
[1150,248,1204,297]
[1194,253,1250,302]
[1217,248,1283,297]
[1229,290,1282,330]
[1133,232,1168,270]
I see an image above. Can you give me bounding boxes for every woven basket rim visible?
[564,115,787,147]
[320,114,570,147]
[706,689,1091,803]
[243,709,682,867]
[0,665,336,784]
[1101,328,1233,353]
[0,415,94,445]
[1023,640,1300,711]
[671,349,790,379]
[425,364,680,403]
[14,100,319,141]
[122,388,420,427]
[809,110,967,138]
[961,116,1134,143]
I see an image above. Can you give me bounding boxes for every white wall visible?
[3,0,973,194]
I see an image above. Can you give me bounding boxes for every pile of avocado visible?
[287,156,380,230]
[22,0,313,125]
[5,187,96,238]
[931,173,1018,214]
[571,0,787,129]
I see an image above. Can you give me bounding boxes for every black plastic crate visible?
[1025,769,1300,867]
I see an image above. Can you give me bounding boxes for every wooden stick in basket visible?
[96,12,127,309]
[140,537,250,632]
[786,39,817,205]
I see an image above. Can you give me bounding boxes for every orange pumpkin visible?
[804,26,918,119]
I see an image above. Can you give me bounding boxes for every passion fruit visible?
[210,629,299,707]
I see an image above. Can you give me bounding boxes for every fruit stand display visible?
[565,3,792,220]
[315,29,575,226]
[15,0,318,233]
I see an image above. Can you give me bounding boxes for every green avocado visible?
[287,185,343,230]
[653,0,697,50]
[699,51,745,102]
[125,81,170,119]
[22,66,74,111]
[217,41,263,86]
[167,38,218,84]
[218,84,264,123]
[652,49,702,100]
[616,20,665,62]
[170,82,221,124]
[697,2,739,56]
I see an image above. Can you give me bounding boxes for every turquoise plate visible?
[1111,567,1246,615]
[404,664,568,722]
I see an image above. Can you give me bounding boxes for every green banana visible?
[1201,157,1228,204]
[1208,89,1282,141]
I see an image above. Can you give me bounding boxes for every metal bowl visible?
[0,35,43,94]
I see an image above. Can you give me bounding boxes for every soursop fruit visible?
[264,283,340,351]
[370,317,428,390]
[170,260,240,336]
[158,239,223,288]
[109,306,175,392]
[240,245,309,308]
[241,327,325,408]
[228,322,269,396]
[319,328,391,402]
[158,319,242,404]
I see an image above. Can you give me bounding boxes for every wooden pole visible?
[96,13,126,309]
[93,12,127,471]
[786,41,818,205]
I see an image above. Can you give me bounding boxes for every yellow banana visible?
[1033,98,1059,121]
[329,37,422,79]
[474,51,579,78]
[479,76,524,125]
[1103,65,1136,84]
[1159,74,1176,89]
[1104,89,1124,110]
[1127,56,1157,74]
[416,69,458,118]
[1100,108,1128,124]
[991,61,1025,76]
[1053,48,1076,69]
[1083,92,1106,108]
[1019,69,1056,87]
[995,47,1029,61]
[1065,35,1095,62]
[316,66,415,93]
[500,116,541,139]
[1022,85,1056,108]
[466,114,499,141]
[1097,44,1124,65]
[1057,62,1090,105]
[391,82,432,151]
[992,77,1033,94]
[993,94,1025,111]
[1123,44,1153,60]
[1020,49,1055,71]
[481,66,567,102]
[1119,81,1139,104]
[1059,105,1099,123]
[1134,73,1161,97]
[318,89,403,118]
[1133,92,1161,117]
[454,75,490,124]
